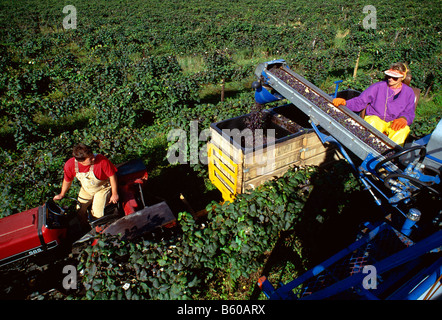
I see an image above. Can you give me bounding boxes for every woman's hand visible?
[332,98,346,107]
[391,117,407,131]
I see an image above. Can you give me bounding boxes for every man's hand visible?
[53,194,64,201]
[109,174,119,204]
[54,179,72,202]
[110,193,119,204]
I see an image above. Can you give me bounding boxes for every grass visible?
[415,91,442,121]
[334,28,350,49]
[176,46,286,104]
[33,108,94,131]
[176,55,206,75]
[230,47,280,66]
[198,75,255,103]
[176,46,281,76]
[0,116,13,136]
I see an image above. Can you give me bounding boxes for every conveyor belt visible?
[255,60,400,161]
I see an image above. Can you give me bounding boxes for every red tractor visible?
[0,158,176,269]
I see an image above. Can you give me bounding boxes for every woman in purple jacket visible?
[333,62,416,146]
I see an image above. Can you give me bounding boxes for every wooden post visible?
[353,50,361,80]
[221,78,225,102]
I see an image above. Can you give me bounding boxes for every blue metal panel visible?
[301,230,442,300]
[264,225,442,300]
[254,85,282,104]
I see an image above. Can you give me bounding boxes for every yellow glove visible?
[333,98,346,107]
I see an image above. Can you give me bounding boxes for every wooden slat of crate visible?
[241,146,341,193]
[242,131,321,180]
[301,134,328,160]
[303,146,343,167]
[243,149,303,181]
[243,133,305,169]
[241,162,302,193]
[299,133,343,166]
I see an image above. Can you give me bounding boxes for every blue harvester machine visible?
[253,60,442,300]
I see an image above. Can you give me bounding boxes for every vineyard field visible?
[0,0,440,300]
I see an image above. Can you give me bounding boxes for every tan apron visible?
[75,159,111,218]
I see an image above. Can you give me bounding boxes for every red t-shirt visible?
[63,154,117,182]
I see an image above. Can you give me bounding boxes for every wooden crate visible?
[208,107,343,202]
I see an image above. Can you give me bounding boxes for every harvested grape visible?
[269,66,391,154]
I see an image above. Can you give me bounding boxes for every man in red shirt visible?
[53,143,119,221]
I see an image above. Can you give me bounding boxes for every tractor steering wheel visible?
[374,145,427,176]
[47,197,79,216]
[376,145,441,196]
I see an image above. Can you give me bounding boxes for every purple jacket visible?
[346,81,416,124]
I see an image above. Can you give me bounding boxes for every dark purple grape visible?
[243,102,268,146]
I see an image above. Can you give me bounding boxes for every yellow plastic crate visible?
[208,143,239,202]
